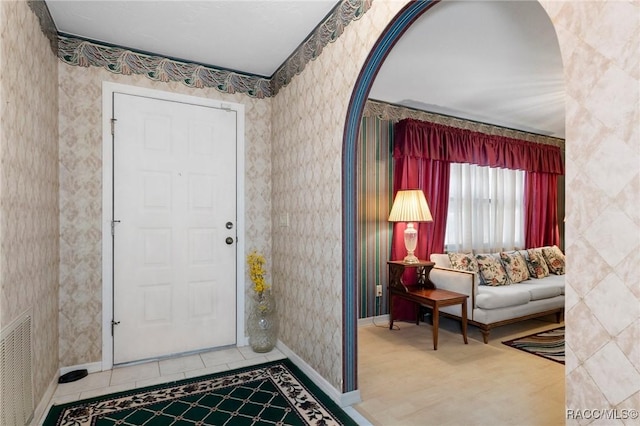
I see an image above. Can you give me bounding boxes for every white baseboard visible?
[32,362,101,425]
[60,361,103,376]
[343,406,373,426]
[30,371,59,426]
[238,335,249,347]
[275,341,361,408]
[357,314,390,327]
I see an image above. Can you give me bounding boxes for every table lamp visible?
[388,189,433,263]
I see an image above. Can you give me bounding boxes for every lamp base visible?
[403,253,420,264]
[403,223,420,264]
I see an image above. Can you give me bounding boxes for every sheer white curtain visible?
[445,163,525,253]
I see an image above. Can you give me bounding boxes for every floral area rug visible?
[502,326,565,364]
[44,359,358,425]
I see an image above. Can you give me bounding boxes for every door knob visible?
[225,237,234,245]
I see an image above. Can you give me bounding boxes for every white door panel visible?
[112,93,236,364]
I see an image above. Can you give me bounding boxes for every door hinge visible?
[111,220,121,236]
[110,118,117,135]
[111,319,120,336]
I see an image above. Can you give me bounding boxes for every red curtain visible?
[525,172,561,247]
[394,119,564,174]
[390,119,564,320]
[390,124,451,321]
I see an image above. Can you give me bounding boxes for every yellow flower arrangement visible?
[247,251,270,295]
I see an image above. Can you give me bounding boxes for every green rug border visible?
[502,326,565,365]
[44,358,358,425]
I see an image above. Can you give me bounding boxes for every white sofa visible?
[429,248,565,343]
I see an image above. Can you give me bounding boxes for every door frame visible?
[101,81,245,370]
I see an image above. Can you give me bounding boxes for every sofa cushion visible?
[527,248,550,278]
[476,254,509,286]
[536,273,565,294]
[542,245,565,275]
[476,286,530,309]
[526,285,562,300]
[500,251,530,283]
[515,271,564,297]
[448,252,479,273]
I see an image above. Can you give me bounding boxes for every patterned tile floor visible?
[39,346,287,425]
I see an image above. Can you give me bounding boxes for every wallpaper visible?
[357,115,393,319]
[0,0,59,409]
[57,66,273,366]
[271,0,639,407]
[1,0,636,416]
[540,1,640,420]
[270,0,406,391]
[270,0,372,95]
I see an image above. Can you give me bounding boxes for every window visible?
[444,163,525,253]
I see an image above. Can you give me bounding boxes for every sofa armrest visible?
[429,267,477,309]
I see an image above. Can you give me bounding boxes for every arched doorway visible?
[342,0,564,395]
[342,0,440,393]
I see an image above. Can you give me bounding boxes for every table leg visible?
[432,303,439,350]
[461,299,468,344]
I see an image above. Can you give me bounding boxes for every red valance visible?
[393,118,564,175]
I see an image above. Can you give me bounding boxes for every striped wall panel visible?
[357,116,394,318]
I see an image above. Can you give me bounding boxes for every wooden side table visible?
[388,260,436,292]
[388,260,468,350]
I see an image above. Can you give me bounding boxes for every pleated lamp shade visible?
[388,190,432,263]
[388,190,432,223]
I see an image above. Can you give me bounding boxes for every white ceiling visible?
[45,0,565,138]
[369,1,565,137]
[46,0,339,77]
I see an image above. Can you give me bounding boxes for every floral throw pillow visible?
[448,252,479,273]
[499,252,530,283]
[542,245,565,275]
[476,254,510,286]
[527,249,550,278]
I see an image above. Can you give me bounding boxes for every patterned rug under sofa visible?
[502,326,565,364]
[44,359,358,425]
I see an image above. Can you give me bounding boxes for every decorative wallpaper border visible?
[27,0,58,54]
[54,0,371,99]
[364,99,565,149]
[270,0,372,95]
[57,36,273,98]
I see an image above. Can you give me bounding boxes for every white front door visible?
[112,93,237,364]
